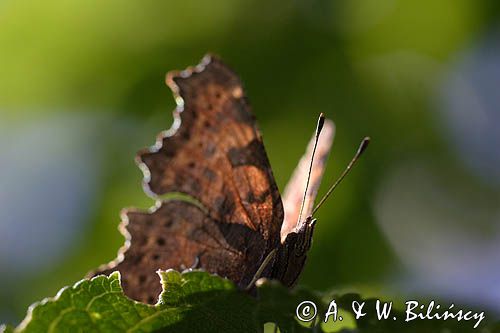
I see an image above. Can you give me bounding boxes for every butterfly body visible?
[91,54,334,304]
[271,215,317,287]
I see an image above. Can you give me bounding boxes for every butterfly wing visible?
[271,119,334,287]
[92,55,284,302]
[95,201,272,303]
[143,55,283,238]
[280,120,335,241]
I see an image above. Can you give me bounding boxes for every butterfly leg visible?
[244,248,277,290]
[179,254,202,272]
[189,255,201,270]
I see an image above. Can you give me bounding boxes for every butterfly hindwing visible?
[95,201,270,303]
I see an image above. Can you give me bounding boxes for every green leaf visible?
[4,270,261,333]
[2,270,498,333]
[256,279,323,333]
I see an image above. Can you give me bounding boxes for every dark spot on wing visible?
[156,237,166,246]
[214,195,235,217]
[227,139,269,170]
[232,98,255,125]
[204,142,216,157]
[246,190,271,204]
[203,168,217,182]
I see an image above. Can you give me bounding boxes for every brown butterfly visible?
[92,54,369,304]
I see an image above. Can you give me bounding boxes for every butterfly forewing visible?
[91,55,284,303]
[270,119,334,287]
[280,120,335,241]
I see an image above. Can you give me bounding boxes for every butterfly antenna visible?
[297,113,326,224]
[311,137,370,216]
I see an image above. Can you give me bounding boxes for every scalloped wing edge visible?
[89,54,219,278]
[136,53,219,200]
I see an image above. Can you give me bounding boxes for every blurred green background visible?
[2,0,500,325]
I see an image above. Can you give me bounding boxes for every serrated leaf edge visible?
[15,271,124,332]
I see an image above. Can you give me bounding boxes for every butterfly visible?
[92,54,369,304]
